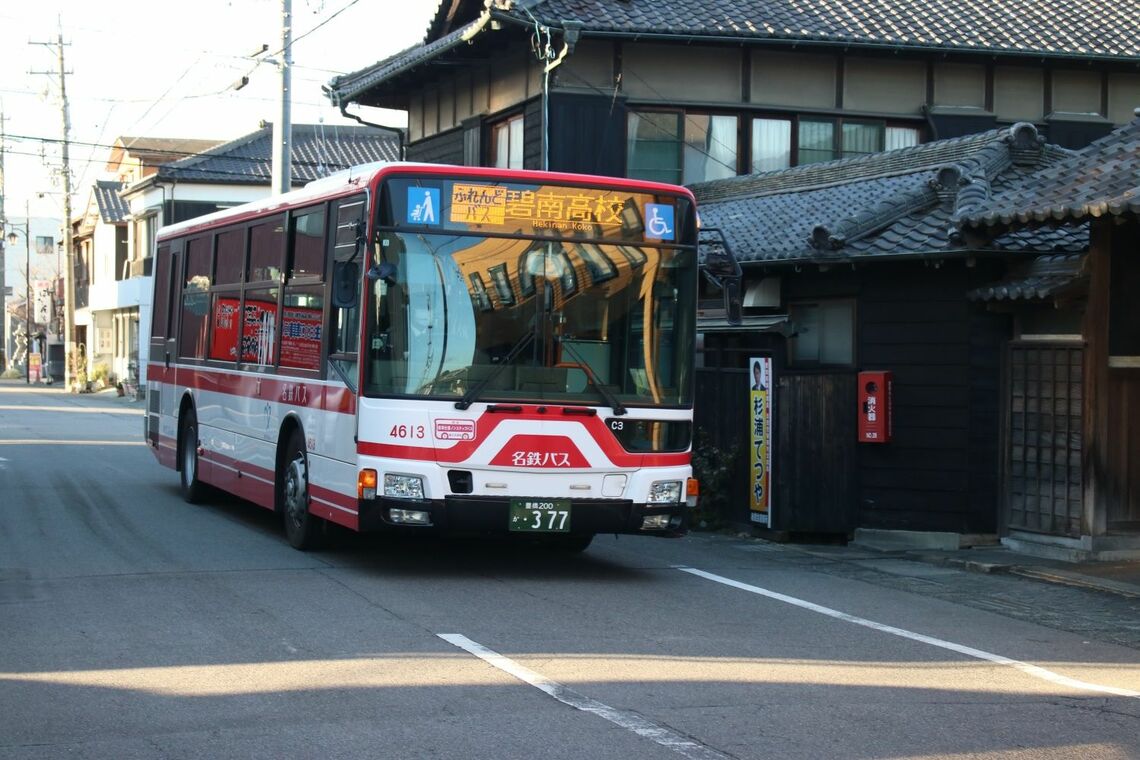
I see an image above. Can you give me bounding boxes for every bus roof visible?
[156,162,696,241]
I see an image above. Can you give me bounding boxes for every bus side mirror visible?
[333,260,359,309]
[723,277,742,326]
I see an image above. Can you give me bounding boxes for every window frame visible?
[750,114,921,171]
[626,108,741,185]
[787,298,857,368]
[489,112,525,169]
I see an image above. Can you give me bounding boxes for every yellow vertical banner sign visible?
[749,357,772,525]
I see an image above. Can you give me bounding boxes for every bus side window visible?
[328,195,366,383]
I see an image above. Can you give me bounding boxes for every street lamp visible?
[6,215,33,385]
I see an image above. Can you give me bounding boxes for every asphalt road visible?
[1,383,1138,759]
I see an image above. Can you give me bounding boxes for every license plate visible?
[509,498,571,532]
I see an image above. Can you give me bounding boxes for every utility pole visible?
[32,29,76,389]
[0,110,7,372]
[271,0,293,194]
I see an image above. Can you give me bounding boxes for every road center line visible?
[438,633,731,760]
[678,566,1140,699]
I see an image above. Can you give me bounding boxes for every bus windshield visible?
[362,232,696,408]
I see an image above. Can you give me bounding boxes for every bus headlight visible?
[384,473,425,500]
[648,480,682,504]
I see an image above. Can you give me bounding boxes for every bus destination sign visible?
[392,178,679,242]
[450,183,632,235]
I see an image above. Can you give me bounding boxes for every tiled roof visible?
[155,124,401,185]
[957,112,1140,231]
[111,137,222,165]
[967,253,1087,302]
[511,0,1140,59]
[327,21,483,106]
[328,0,1140,103]
[692,123,1086,264]
[93,180,129,224]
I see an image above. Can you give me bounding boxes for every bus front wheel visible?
[280,430,321,550]
[179,409,206,504]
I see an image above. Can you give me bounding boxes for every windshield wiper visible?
[558,338,627,416]
[455,331,535,410]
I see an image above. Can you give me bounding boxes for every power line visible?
[0,144,378,181]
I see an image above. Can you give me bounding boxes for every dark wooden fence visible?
[694,367,858,533]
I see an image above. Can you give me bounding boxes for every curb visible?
[1008,567,1140,600]
[905,551,1140,599]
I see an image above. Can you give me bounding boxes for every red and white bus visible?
[146,163,717,551]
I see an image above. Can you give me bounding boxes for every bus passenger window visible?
[248,217,285,282]
[280,287,323,371]
[241,288,279,365]
[289,208,325,281]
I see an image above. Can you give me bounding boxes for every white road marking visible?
[438,633,731,760]
[0,440,145,446]
[0,405,143,415]
[678,566,1140,699]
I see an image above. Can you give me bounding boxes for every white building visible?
[3,213,64,379]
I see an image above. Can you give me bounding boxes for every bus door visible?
[147,241,178,452]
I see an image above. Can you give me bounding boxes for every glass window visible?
[240,288,279,366]
[184,236,212,289]
[575,243,616,284]
[469,273,493,312]
[886,126,921,151]
[627,111,682,185]
[330,197,365,364]
[683,114,738,183]
[842,120,885,158]
[151,245,172,338]
[751,118,792,173]
[214,229,245,286]
[280,287,324,371]
[798,119,836,165]
[178,286,210,360]
[248,216,285,283]
[363,234,697,408]
[492,114,524,169]
[488,263,515,306]
[209,294,240,361]
[289,208,326,281]
[789,300,854,365]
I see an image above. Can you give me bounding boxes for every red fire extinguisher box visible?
[858,371,893,443]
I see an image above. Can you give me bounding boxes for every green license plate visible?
[509,498,571,532]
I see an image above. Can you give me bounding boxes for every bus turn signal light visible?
[686,478,699,508]
[358,469,378,500]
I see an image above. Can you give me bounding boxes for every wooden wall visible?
[856,263,1008,533]
[1085,221,1140,532]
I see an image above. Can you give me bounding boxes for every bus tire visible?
[280,429,321,551]
[179,408,207,504]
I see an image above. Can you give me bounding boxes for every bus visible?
[146,163,736,551]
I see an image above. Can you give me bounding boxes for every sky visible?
[0,0,439,227]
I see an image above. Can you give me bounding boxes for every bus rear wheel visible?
[280,430,321,550]
[179,409,206,504]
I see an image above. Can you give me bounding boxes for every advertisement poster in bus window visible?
[749,357,772,525]
[242,298,277,365]
[210,297,240,361]
[280,306,322,370]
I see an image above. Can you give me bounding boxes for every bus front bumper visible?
[358,495,688,538]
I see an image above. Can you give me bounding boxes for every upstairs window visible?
[628,111,738,185]
[491,114,524,169]
[754,116,921,170]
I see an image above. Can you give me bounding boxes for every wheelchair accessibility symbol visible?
[644,203,674,240]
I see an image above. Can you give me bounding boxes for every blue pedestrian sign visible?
[408,187,440,225]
